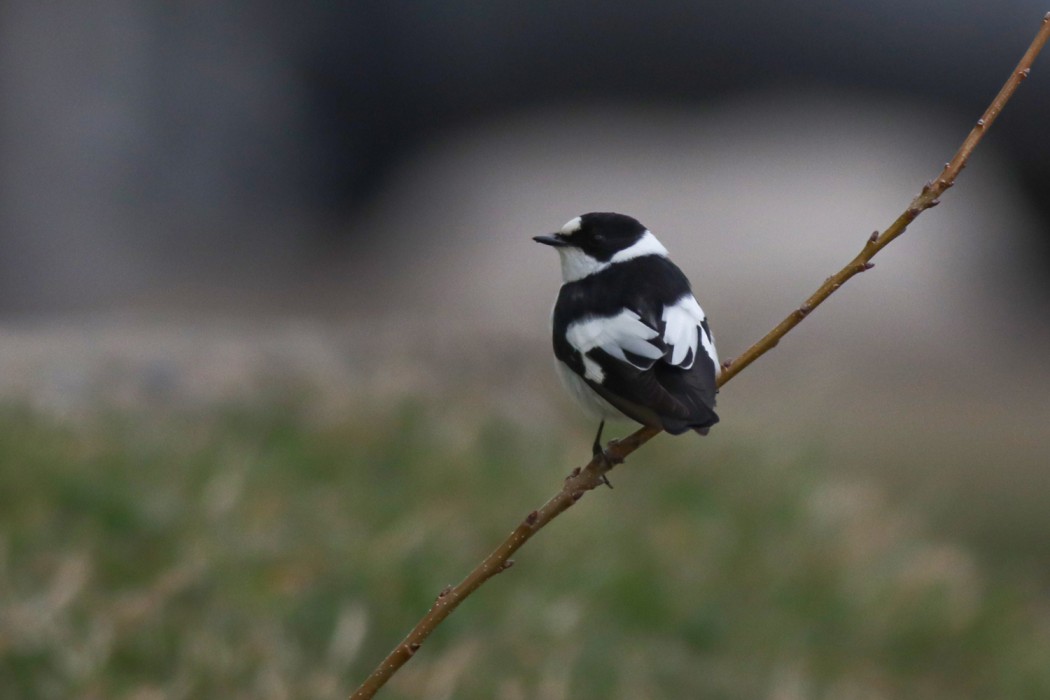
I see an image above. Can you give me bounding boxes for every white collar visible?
[558,230,668,283]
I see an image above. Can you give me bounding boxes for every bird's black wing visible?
[584,306,719,435]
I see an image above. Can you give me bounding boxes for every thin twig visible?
[349,14,1050,699]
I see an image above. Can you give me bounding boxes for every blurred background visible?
[2,2,1050,698]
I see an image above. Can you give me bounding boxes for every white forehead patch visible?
[560,216,582,235]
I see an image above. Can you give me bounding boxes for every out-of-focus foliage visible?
[1,398,1048,699]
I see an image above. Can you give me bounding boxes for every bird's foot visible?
[599,440,624,466]
[591,447,616,488]
[590,422,622,488]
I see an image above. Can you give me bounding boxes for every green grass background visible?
[2,395,1049,700]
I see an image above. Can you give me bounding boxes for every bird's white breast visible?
[555,359,627,420]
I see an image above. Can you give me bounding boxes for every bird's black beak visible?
[533,233,567,247]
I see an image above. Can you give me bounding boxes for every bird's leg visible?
[591,420,605,459]
[591,420,618,488]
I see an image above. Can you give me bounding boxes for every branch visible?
[349,14,1050,699]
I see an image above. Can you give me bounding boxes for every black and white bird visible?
[534,212,719,462]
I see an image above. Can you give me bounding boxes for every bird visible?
[534,212,719,470]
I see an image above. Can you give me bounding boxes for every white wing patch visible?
[700,318,719,371]
[565,299,717,381]
[566,310,663,381]
[661,295,703,368]
[580,355,605,383]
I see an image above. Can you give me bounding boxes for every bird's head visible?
[534,212,668,283]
